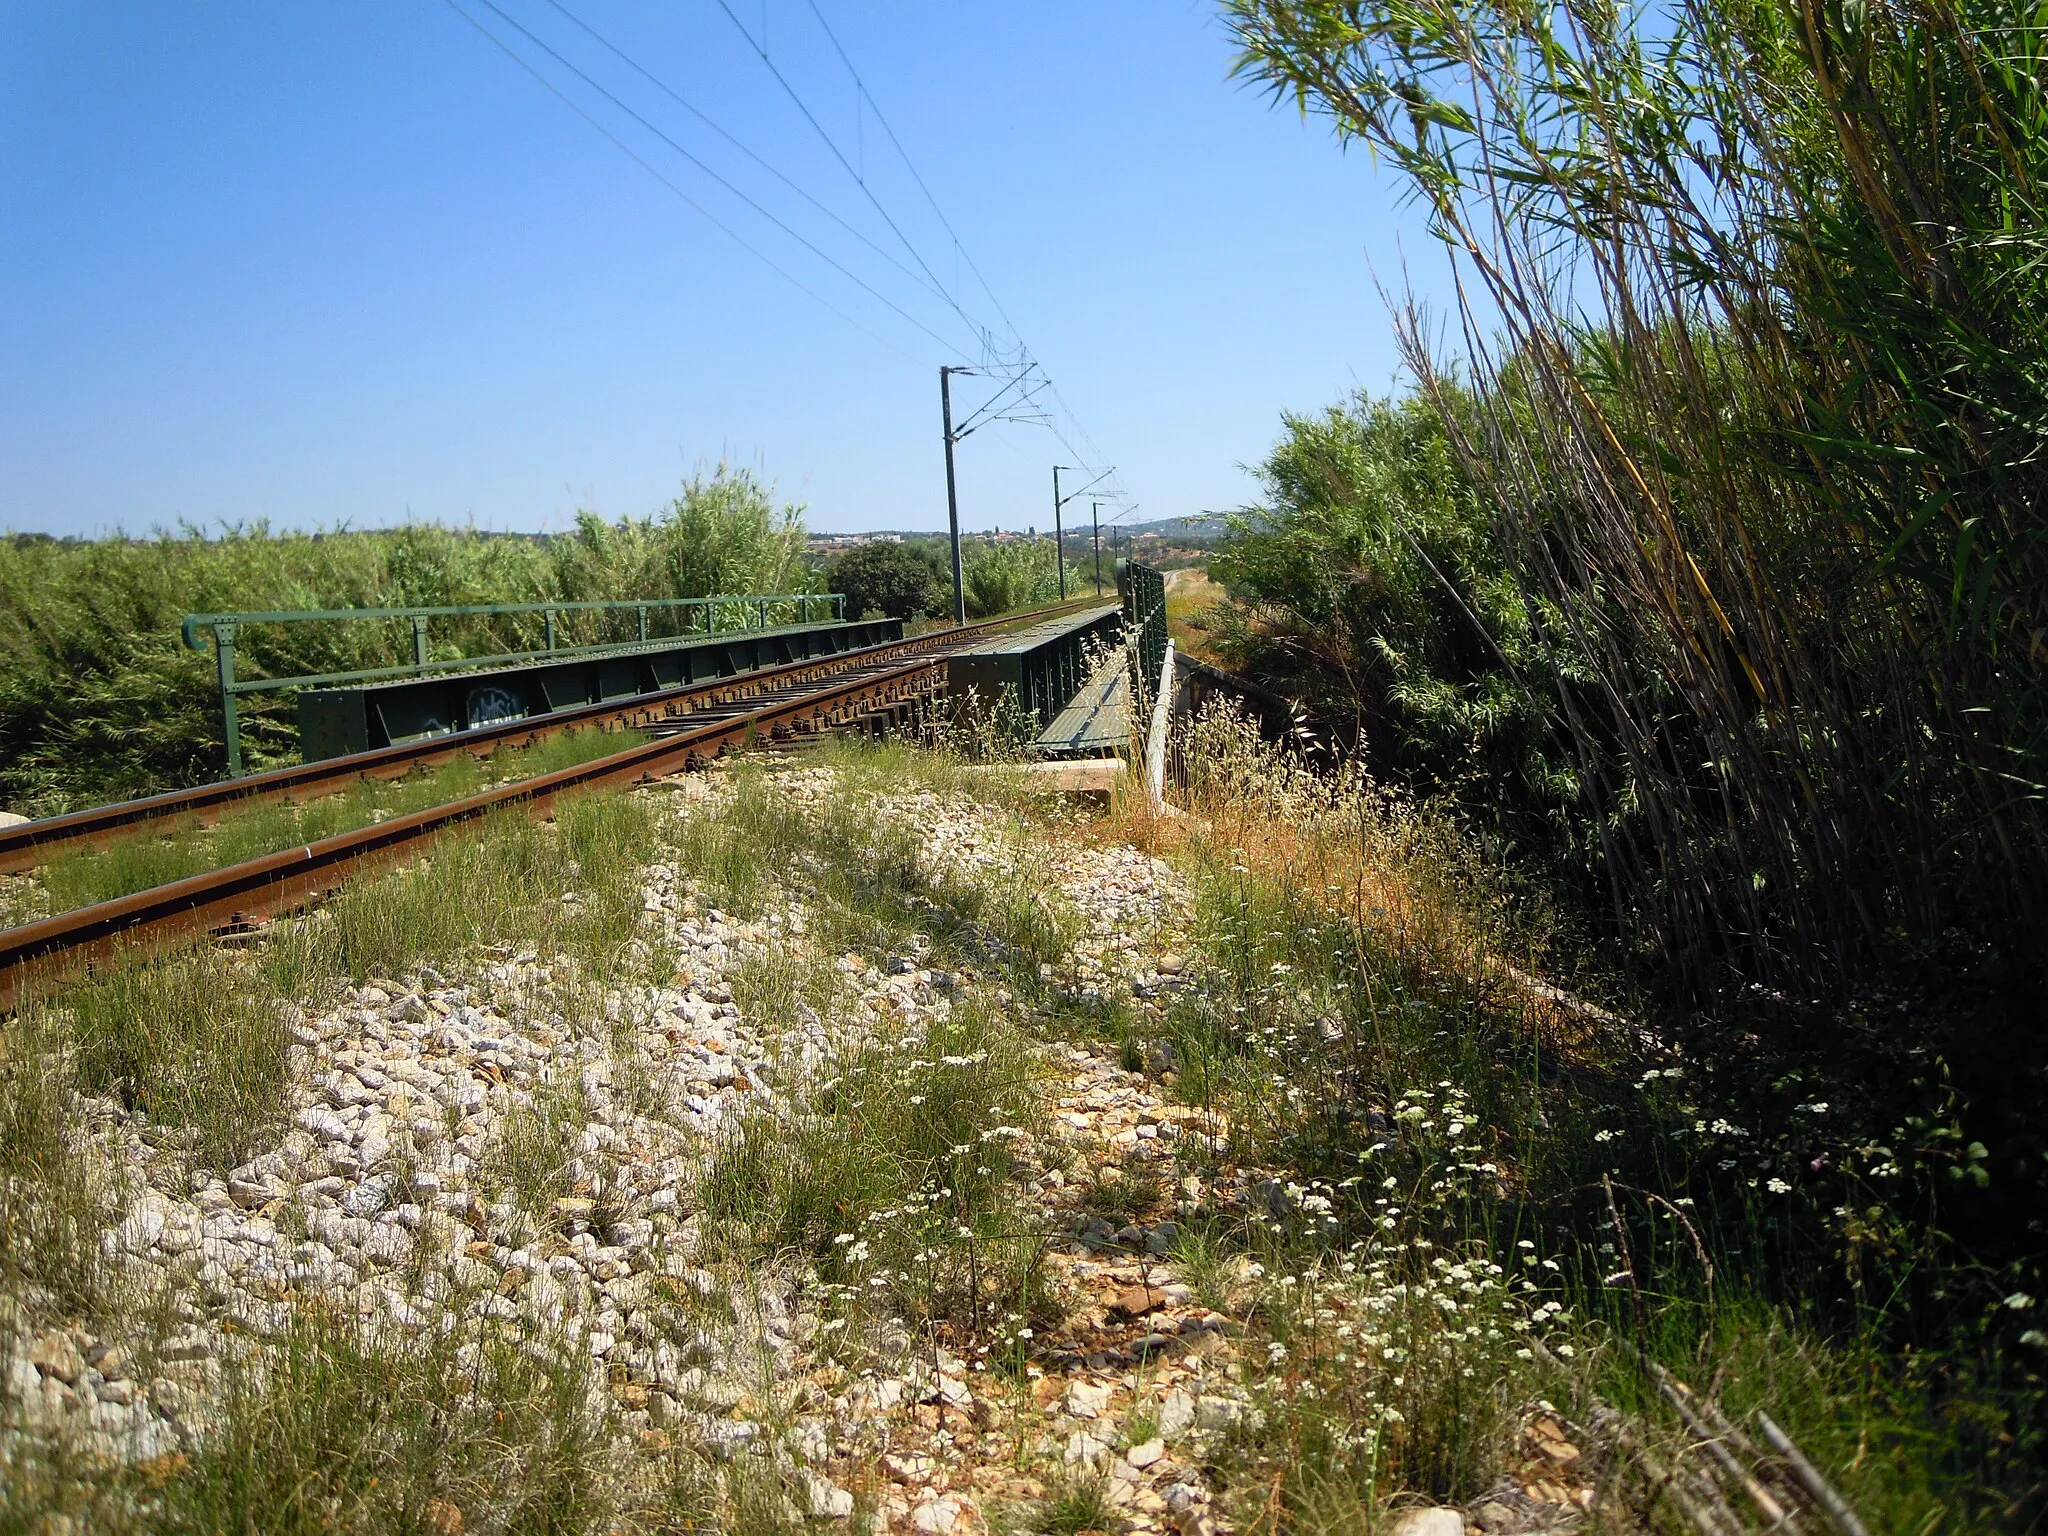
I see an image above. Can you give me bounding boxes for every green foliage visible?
[1167,718,2034,1527]
[961,538,1076,618]
[60,948,293,1174]
[829,538,946,620]
[1213,391,1582,868]
[13,727,637,927]
[0,1008,113,1317]
[1223,0,2048,1006]
[0,465,815,812]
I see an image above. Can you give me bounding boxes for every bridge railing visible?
[183,593,846,776]
[1119,560,1168,719]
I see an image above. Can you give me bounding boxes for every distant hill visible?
[810,513,1252,553]
[1121,512,1236,543]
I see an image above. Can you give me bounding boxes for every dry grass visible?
[1084,707,2018,1529]
[1163,566,1229,666]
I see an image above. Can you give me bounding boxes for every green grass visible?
[673,756,1074,977]
[13,725,642,926]
[1142,722,2038,1531]
[0,1309,614,1535]
[3,776,662,1217]
[680,764,1062,1346]
[480,1076,590,1232]
[1017,1473,1121,1535]
[0,1006,116,1319]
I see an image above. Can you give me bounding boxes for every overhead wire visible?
[440,0,909,359]
[708,0,1020,363]
[782,0,1123,493]
[469,0,977,356]
[796,0,1028,349]
[539,0,963,315]
[460,0,1132,514]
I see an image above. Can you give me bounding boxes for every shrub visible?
[1213,391,1584,875]
[0,465,816,811]
[829,540,945,620]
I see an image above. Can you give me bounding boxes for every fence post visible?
[411,614,430,669]
[212,622,244,779]
[544,609,557,651]
[636,605,648,643]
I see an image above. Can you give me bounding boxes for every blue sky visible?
[1,1,1455,539]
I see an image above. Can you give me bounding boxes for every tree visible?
[829,541,945,621]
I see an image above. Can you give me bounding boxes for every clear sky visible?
[1,1,1455,539]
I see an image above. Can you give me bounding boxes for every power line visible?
[788,0,1126,492]
[796,0,1027,348]
[715,2,1129,501]
[540,0,962,316]
[470,0,975,356]
[441,0,909,358]
[463,0,1132,518]
[708,0,1016,362]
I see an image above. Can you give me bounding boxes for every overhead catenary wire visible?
[708,0,1015,362]
[711,1,1130,505]
[795,0,1028,348]
[768,5,1128,490]
[461,0,1131,520]
[440,0,910,359]
[466,0,977,357]
[539,0,965,316]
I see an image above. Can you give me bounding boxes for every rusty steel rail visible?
[0,651,947,1011]
[0,602,1091,877]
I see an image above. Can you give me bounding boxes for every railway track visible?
[0,603,1088,1010]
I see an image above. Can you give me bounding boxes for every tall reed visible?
[1224,0,2048,1006]
[0,464,816,810]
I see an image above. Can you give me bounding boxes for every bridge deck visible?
[1035,664,1129,759]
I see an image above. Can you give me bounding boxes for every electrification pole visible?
[940,366,966,625]
[1052,464,1113,604]
[1091,502,1103,596]
[1050,466,1068,600]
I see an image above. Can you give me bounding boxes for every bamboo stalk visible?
[1755,1412,1871,1536]
[1654,1369,1802,1532]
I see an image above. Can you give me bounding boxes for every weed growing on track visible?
[64,948,293,1174]
[483,1076,590,1233]
[675,755,1073,978]
[683,760,1067,1360]
[298,786,661,988]
[0,777,664,1329]
[1017,1472,1120,1535]
[7,726,643,928]
[0,1010,116,1318]
[704,993,1040,1331]
[0,772,703,1531]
